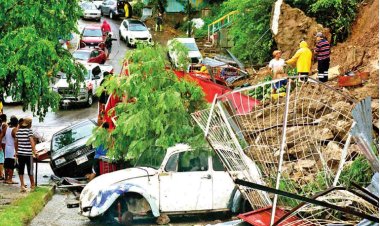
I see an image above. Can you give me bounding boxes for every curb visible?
[41,184,56,204]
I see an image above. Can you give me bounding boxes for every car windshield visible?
[183,42,199,51]
[82,3,97,10]
[129,24,147,31]
[134,148,166,169]
[83,28,102,37]
[73,51,90,60]
[51,120,96,152]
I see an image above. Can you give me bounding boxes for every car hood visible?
[51,136,89,160]
[129,30,151,38]
[82,36,103,43]
[80,167,157,206]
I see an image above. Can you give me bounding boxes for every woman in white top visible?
[4,116,18,184]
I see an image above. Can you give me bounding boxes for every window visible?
[212,154,225,171]
[83,28,102,37]
[90,50,99,58]
[123,21,128,29]
[165,151,209,172]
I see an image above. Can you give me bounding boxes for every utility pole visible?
[187,0,191,37]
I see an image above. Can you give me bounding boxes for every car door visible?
[89,50,101,63]
[159,150,212,212]
[211,154,236,210]
[120,21,128,39]
[103,0,111,15]
[91,66,102,92]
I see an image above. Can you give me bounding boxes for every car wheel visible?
[119,31,123,41]
[86,92,93,107]
[125,37,130,47]
[120,211,133,226]
[110,11,113,19]
[240,198,253,213]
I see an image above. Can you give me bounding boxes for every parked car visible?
[99,0,126,19]
[49,119,97,178]
[52,63,113,107]
[73,48,107,64]
[80,2,101,21]
[119,19,153,47]
[91,0,104,9]
[168,38,203,70]
[80,25,105,49]
[79,144,252,225]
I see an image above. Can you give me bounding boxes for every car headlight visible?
[55,157,66,165]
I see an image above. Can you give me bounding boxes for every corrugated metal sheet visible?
[142,0,201,13]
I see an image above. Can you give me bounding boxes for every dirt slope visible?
[330,0,379,100]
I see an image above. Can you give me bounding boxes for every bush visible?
[132,0,145,18]
[287,0,360,44]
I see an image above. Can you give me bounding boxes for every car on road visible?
[73,48,107,64]
[80,2,101,21]
[99,0,126,19]
[168,38,203,70]
[52,63,113,107]
[119,19,153,47]
[79,144,252,225]
[49,119,97,178]
[80,25,105,49]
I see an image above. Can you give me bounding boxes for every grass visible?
[0,186,53,226]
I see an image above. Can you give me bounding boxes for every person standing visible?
[15,117,37,192]
[0,114,7,180]
[4,116,18,184]
[101,20,111,35]
[269,50,287,93]
[314,32,330,82]
[286,41,313,82]
[105,33,116,59]
[155,13,163,32]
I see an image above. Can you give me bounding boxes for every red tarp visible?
[101,68,258,128]
[238,206,305,226]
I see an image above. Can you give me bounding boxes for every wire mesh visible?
[191,77,377,224]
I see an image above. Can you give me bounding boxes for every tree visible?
[0,0,85,119]
[219,0,274,64]
[90,44,207,162]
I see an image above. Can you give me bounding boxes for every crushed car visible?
[49,119,97,178]
[79,144,255,225]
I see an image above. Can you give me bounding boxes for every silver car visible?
[99,0,126,19]
[80,2,101,21]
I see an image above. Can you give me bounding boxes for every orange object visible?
[357,71,370,81]
[338,75,363,87]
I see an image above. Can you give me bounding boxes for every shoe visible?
[20,187,27,193]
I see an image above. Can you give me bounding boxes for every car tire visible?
[120,211,133,226]
[86,92,93,107]
[125,37,131,47]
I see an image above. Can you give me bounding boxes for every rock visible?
[332,101,352,114]
[314,127,334,141]
[295,159,316,171]
[328,65,343,80]
[156,214,170,225]
[323,142,343,170]
[270,2,331,59]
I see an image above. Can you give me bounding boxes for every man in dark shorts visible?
[15,117,37,192]
[314,32,330,82]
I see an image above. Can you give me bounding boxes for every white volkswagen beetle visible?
[79,144,253,225]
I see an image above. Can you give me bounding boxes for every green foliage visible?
[340,155,373,187]
[219,0,274,64]
[287,0,360,44]
[168,40,191,71]
[133,0,145,17]
[0,186,53,226]
[90,44,207,161]
[0,0,85,119]
[147,0,167,14]
[248,75,272,100]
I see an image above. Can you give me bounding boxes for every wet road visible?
[3,18,128,186]
[30,189,237,226]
